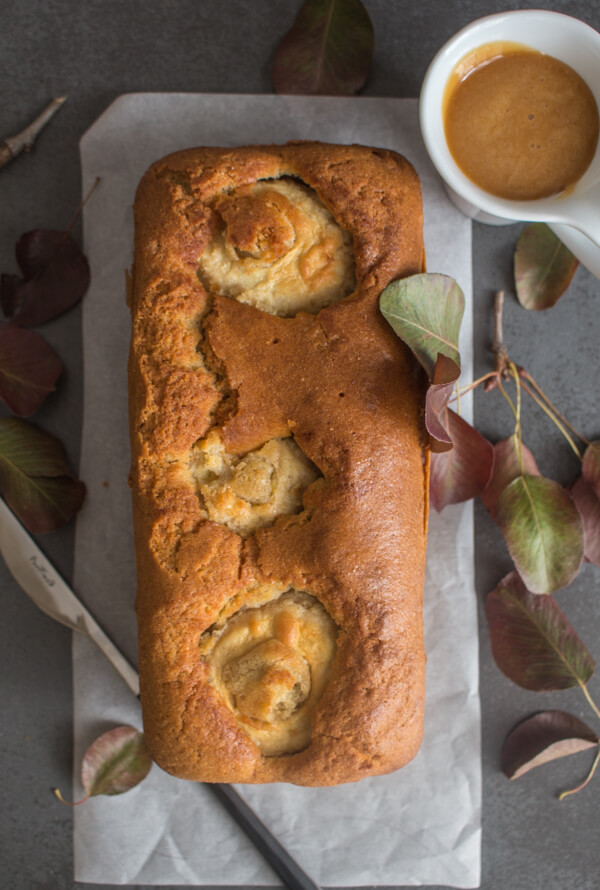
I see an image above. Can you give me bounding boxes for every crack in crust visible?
[190,430,321,537]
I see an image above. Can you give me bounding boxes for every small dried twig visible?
[492,290,510,376]
[0,98,67,169]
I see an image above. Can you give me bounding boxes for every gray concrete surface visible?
[1,1,599,888]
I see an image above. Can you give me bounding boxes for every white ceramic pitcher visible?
[420,10,600,277]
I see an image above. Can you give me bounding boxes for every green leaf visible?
[0,417,86,533]
[271,0,374,96]
[514,223,578,310]
[380,273,464,380]
[429,408,494,510]
[501,710,598,779]
[485,570,595,690]
[81,726,152,797]
[496,474,584,594]
[481,434,540,519]
[0,321,62,416]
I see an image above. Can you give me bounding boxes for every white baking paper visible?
[74,94,480,888]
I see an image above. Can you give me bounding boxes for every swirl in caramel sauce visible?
[443,43,599,201]
[199,589,338,755]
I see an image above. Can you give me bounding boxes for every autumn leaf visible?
[0,417,86,533]
[485,571,595,691]
[424,372,453,453]
[514,223,578,310]
[495,474,584,594]
[582,440,600,497]
[501,710,598,779]
[55,726,152,805]
[481,434,540,519]
[81,726,152,797]
[0,322,62,416]
[272,0,374,96]
[429,408,494,511]
[380,273,463,379]
[380,273,464,450]
[571,476,600,568]
[1,229,90,326]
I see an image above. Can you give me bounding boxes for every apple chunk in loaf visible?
[129,142,429,786]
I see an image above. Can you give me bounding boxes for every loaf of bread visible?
[129,142,428,786]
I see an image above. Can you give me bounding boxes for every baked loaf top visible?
[130,142,428,786]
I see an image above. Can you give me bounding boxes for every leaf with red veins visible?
[430,409,495,511]
[81,726,152,797]
[501,710,598,779]
[481,434,540,519]
[514,223,578,310]
[425,381,454,453]
[571,476,600,568]
[271,0,374,96]
[485,571,594,691]
[0,322,62,416]
[582,441,600,498]
[1,229,90,326]
[496,474,584,594]
[0,417,86,533]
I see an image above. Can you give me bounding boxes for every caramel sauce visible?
[443,42,599,201]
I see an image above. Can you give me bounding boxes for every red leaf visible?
[582,440,600,498]
[0,322,62,416]
[272,0,374,96]
[1,229,90,326]
[429,409,495,511]
[481,434,540,519]
[485,571,594,691]
[571,476,600,567]
[425,381,454,453]
[0,417,86,533]
[501,710,598,779]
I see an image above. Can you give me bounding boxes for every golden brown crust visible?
[130,142,428,786]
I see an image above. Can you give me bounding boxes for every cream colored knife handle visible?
[0,497,139,695]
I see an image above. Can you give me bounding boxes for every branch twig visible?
[0,97,67,169]
[492,290,510,377]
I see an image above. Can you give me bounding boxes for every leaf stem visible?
[520,379,582,460]
[496,375,519,425]
[454,380,461,416]
[66,177,101,233]
[53,787,90,806]
[509,362,524,474]
[456,371,499,396]
[580,682,600,721]
[521,371,591,448]
[558,744,600,801]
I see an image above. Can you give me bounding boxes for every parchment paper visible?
[74,94,480,888]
